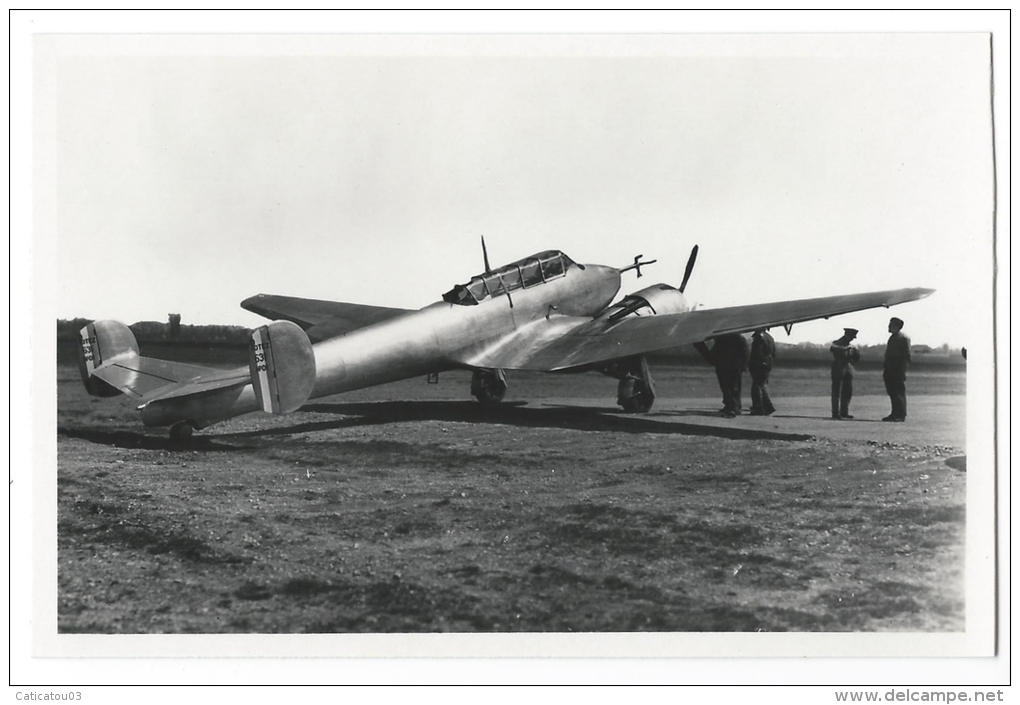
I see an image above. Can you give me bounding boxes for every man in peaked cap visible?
[883,317,912,421]
[829,327,860,420]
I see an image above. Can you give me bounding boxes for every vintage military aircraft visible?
[76,244,933,439]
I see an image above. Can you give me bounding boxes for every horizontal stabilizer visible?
[78,320,249,400]
[249,320,316,414]
[94,356,247,401]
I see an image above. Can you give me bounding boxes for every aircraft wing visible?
[241,294,412,342]
[89,354,249,401]
[456,287,934,371]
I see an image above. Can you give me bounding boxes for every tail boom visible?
[136,320,316,430]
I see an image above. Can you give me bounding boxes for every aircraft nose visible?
[582,264,622,308]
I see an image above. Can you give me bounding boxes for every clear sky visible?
[43,34,993,348]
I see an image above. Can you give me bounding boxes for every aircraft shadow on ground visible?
[229,400,814,443]
[57,426,241,452]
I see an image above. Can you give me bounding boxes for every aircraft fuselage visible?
[140,262,621,429]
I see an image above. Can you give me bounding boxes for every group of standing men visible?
[698,317,912,421]
[696,328,776,418]
[832,317,912,421]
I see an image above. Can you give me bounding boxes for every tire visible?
[169,421,194,442]
[618,378,654,413]
[471,370,507,404]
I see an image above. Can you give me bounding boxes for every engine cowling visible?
[600,284,692,321]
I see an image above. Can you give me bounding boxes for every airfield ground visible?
[55,362,967,635]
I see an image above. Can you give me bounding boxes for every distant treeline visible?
[57,318,967,370]
[649,340,967,369]
[57,318,251,367]
[57,318,250,345]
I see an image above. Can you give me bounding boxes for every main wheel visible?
[618,377,654,413]
[471,369,508,404]
[169,421,194,442]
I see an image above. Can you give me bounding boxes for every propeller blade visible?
[679,244,699,293]
[481,236,492,274]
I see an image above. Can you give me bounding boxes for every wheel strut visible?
[615,355,656,413]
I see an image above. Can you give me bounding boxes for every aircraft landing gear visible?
[169,421,195,442]
[471,368,507,404]
[619,376,655,413]
[606,355,656,413]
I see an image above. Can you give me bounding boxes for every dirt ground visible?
[55,362,966,635]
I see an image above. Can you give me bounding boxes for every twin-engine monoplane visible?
[77,245,933,439]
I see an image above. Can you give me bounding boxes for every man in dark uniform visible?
[698,333,750,418]
[749,328,777,415]
[829,328,860,420]
[167,313,181,341]
[883,317,912,422]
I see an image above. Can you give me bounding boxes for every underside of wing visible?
[90,355,249,401]
[241,294,413,342]
[459,287,934,371]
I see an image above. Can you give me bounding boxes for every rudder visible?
[77,320,139,397]
[249,320,316,414]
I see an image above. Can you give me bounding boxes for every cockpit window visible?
[442,250,577,305]
[442,284,474,305]
[540,254,566,280]
[520,259,543,287]
[482,273,506,297]
[466,278,487,301]
[501,267,524,292]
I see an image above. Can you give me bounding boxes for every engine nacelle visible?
[600,284,692,321]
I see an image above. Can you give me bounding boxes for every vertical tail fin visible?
[77,320,140,397]
[249,320,316,414]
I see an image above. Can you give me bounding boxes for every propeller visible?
[678,244,699,293]
[481,236,492,274]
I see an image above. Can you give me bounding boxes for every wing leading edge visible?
[457,287,935,371]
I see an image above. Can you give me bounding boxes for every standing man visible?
[700,333,750,418]
[167,313,181,341]
[883,317,912,422]
[749,328,777,416]
[830,328,860,420]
